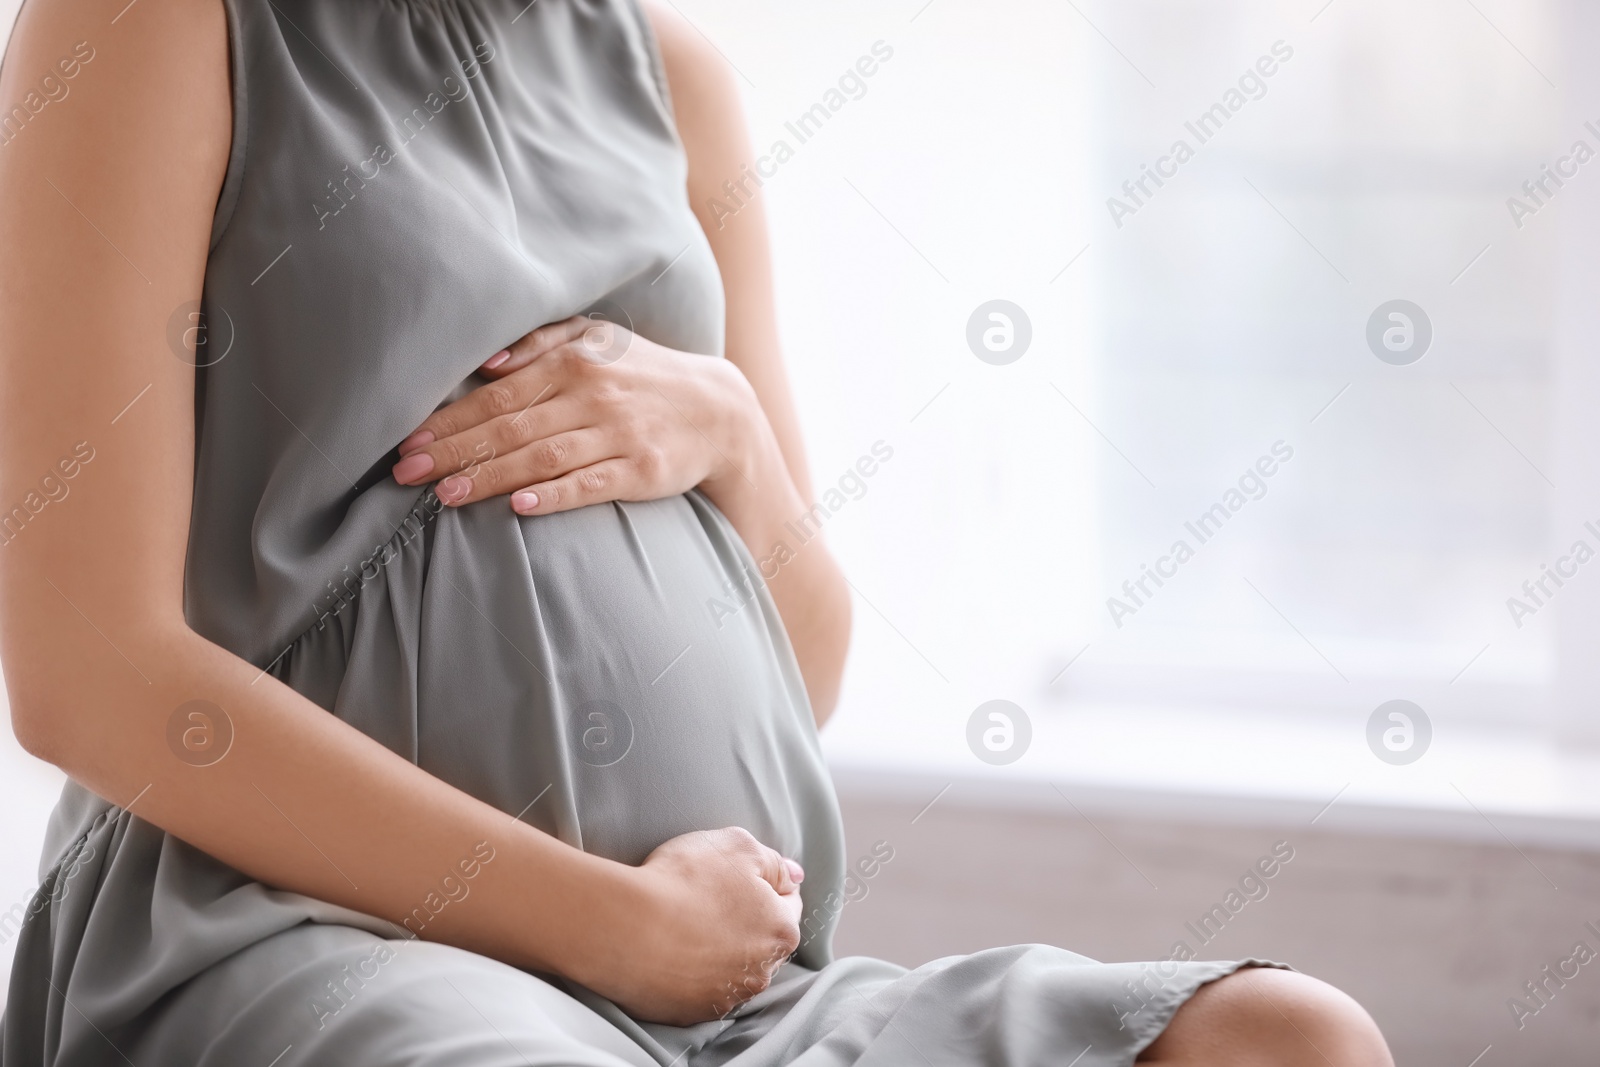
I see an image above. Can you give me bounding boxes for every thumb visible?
[758,848,804,895]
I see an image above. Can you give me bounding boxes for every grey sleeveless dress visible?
[0,1,1275,1063]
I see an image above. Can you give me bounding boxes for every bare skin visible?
[1138,968,1395,1066]
[0,0,1392,1055]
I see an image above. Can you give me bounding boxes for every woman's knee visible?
[1139,967,1393,1066]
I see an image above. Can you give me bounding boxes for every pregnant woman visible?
[0,0,1391,1063]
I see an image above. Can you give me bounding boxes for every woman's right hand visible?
[576,827,805,1025]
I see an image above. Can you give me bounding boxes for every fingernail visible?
[437,475,471,504]
[511,490,539,513]
[483,348,511,370]
[784,859,805,884]
[392,452,435,483]
[398,430,434,456]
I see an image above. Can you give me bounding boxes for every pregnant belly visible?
[417,489,821,867]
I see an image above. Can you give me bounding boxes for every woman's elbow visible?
[0,607,191,768]
[7,680,70,766]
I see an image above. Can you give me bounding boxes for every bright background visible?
[4,0,1600,1043]
[712,0,1600,820]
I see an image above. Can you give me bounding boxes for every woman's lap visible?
[132,923,657,1067]
[130,921,1278,1067]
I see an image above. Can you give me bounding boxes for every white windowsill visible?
[822,703,1600,852]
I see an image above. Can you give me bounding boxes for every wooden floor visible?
[832,786,1600,1067]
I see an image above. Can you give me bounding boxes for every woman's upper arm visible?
[640,2,817,502]
[0,0,231,738]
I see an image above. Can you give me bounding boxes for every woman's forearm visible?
[7,609,629,977]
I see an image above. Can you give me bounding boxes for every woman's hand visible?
[575,827,805,1026]
[392,316,763,514]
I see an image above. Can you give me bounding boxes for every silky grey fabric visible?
[0,0,1276,1063]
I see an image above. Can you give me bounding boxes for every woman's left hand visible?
[391,316,761,514]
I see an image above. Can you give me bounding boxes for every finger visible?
[396,397,588,486]
[753,845,801,896]
[507,458,637,516]
[434,430,611,507]
[399,369,564,457]
[482,315,593,377]
[396,378,578,474]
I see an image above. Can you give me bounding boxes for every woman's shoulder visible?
[0,0,231,164]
